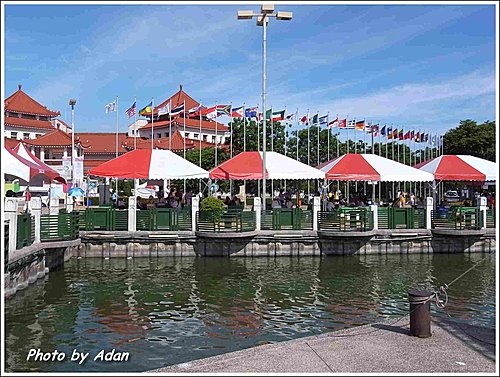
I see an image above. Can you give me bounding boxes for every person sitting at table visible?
[326,197,335,211]
[272,197,281,209]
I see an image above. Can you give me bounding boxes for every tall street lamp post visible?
[69,99,77,184]
[237,4,292,210]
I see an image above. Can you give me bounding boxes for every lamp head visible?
[276,11,293,20]
[237,10,253,19]
[69,99,77,106]
[261,4,275,13]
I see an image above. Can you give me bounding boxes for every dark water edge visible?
[4,253,496,372]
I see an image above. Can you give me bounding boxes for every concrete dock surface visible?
[151,317,496,374]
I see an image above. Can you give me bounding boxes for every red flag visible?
[338,118,347,128]
[300,115,309,125]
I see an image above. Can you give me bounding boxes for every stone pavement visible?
[150,317,496,374]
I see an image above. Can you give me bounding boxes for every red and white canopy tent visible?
[209,151,325,180]
[89,149,209,179]
[11,142,66,183]
[319,154,434,182]
[4,145,66,184]
[414,155,496,182]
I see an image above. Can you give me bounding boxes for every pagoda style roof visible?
[140,116,229,132]
[4,116,55,130]
[4,85,60,117]
[23,128,81,147]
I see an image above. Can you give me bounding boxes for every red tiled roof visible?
[4,137,21,149]
[142,85,200,117]
[4,116,55,130]
[4,85,60,117]
[23,128,79,147]
[139,116,229,132]
[76,133,131,154]
[122,130,216,152]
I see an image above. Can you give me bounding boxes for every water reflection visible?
[5,253,496,372]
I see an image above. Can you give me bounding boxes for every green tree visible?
[443,120,495,161]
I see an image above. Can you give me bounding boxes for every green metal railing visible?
[196,210,256,232]
[431,206,481,230]
[318,207,373,231]
[486,209,495,228]
[16,213,35,249]
[260,208,310,230]
[377,207,425,229]
[40,212,80,241]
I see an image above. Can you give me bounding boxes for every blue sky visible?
[3,1,497,138]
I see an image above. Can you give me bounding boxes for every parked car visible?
[444,190,460,203]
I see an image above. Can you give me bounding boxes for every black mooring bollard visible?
[408,289,432,338]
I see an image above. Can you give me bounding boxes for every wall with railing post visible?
[477,196,487,229]
[425,197,433,230]
[312,196,320,231]
[66,196,74,213]
[128,196,136,232]
[191,196,199,232]
[253,197,261,231]
[31,197,42,243]
[369,204,378,230]
[4,198,19,257]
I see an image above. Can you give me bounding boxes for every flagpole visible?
[364,121,367,154]
[169,99,172,151]
[295,108,299,161]
[115,96,119,196]
[346,116,350,154]
[284,106,287,157]
[270,105,274,152]
[243,102,246,152]
[183,100,186,195]
[230,102,233,158]
[215,101,218,167]
[199,103,202,194]
[257,104,260,152]
[133,97,137,150]
[327,112,330,161]
[151,97,154,151]
[316,110,320,166]
[307,109,310,166]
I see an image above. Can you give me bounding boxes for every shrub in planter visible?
[200,197,224,221]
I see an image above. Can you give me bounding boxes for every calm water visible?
[4,254,496,372]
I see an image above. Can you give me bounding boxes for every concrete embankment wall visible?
[77,229,496,258]
[5,240,80,298]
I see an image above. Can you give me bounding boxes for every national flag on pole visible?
[217,104,231,116]
[319,115,328,126]
[338,118,347,128]
[399,129,404,140]
[387,127,393,139]
[310,114,319,124]
[300,115,309,125]
[245,107,258,118]
[203,106,217,119]
[371,124,380,136]
[431,134,437,145]
[157,103,170,116]
[347,119,356,129]
[271,110,285,121]
[231,106,244,118]
[125,102,136,118]
[170,103,185,116]
[139,101,152,116]
[355,120,365,131]
[105,101,116,113]
[328,117,339,128]
[380,125,386,136]
[414,131,420,142]
[188,105,203,115]
[403,130,411,140]
[286,113,294,120]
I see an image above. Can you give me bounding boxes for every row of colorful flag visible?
[105,99,441,144]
